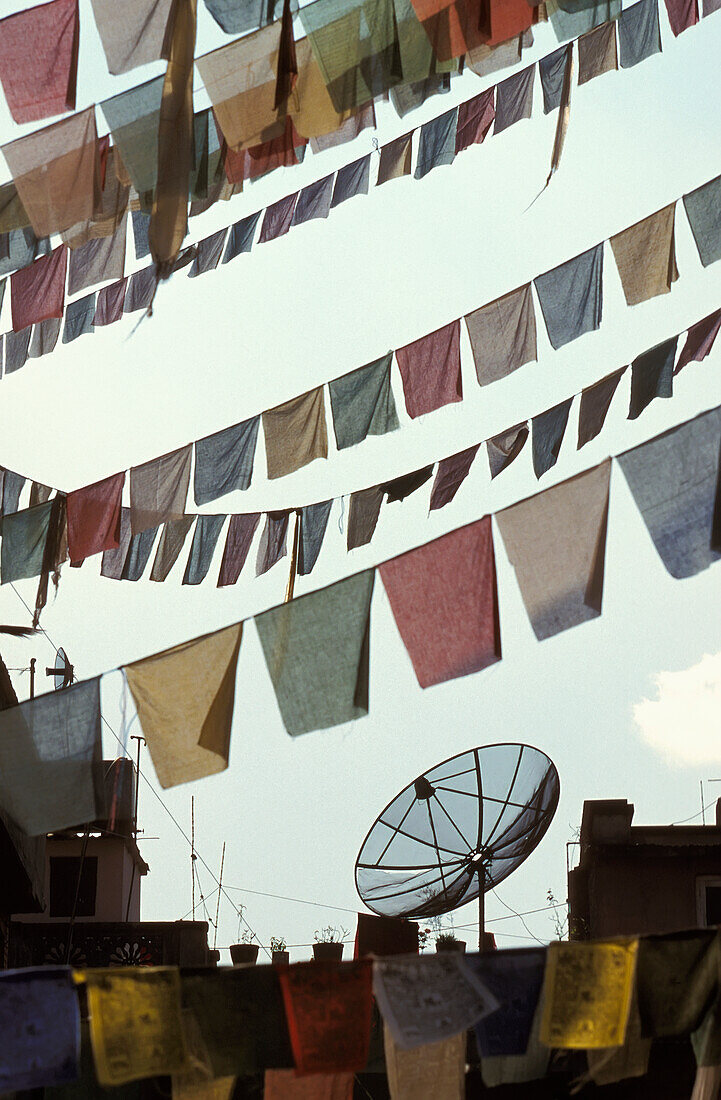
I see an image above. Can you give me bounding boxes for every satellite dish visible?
[355,744,559,945]
[46,647,73,690]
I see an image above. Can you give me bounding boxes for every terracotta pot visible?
[272,950,290,965]
[313,941,344,962]
[435,939,466,953]
[230,943,259,965]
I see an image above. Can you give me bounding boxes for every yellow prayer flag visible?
[539,939,639,1049]
[83,967,189,1085]
[173,1075,236,1100]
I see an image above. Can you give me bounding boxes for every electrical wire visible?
[671,801,717,825]
[491,890,547,945]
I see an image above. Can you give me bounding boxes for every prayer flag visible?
[429,445,479,509]
[332,156,371,206]
[183,514,225,585]
[540,939,638,1048]
[578,368,625,447]
[223,213,261,261]
[384,1026,465,1100]
[355,913,419,957]
[67,219,127,296]
[465,284,537,385]
[547,0,620,42]
[259,193,299,242]
[494,66,535,133]
[299,501,332,575]
[395,320,462,418]
[255,570,374,735]
[636,930,720,1038]
[90,0,174,74]
[380,518,500,687]
[101,507,132,578]
[11,246,67,333]
[455,88,495,153]
[263,389,328,479]
[415,109,458,179]
[377,134,414,185]
[1,501,53,583]
[347,487,384,549]
[496,460,611,639]
[83,968,188,1085]
[0,0,79,124]
[610,204,678,306]
[102,76,165,195]
[0,678,103,835]
[618,406,721,578]
[329,352,399,449]
[189,229,227,277]
[676,309,721,373]
[264,1070,353,1098]
[67,472,124,564]
[292,175,335,226]
[63,293,96,343]
[194,417,259,504]
[664,0,699,33]
[94,278,127,325]
[124,266,156,313]
[487,422,529,478]
[578,21,618,83]
[130,446,192,534]
[217,513,260,585]
[534,243,603,349]
[382,467,433,502]
[539,46,568,112]
[2,470,26,515]
[618,0,662,65]
[683,175,721,267]
[278,960,373,1073]
[150,517,195,581]
[256,511,290,575]
[122,525,159,581]
[532,398,573,477]
[467,948,546,1057]
[628,336,676,419]
[29,317,61,358]
[0,967,80,1091]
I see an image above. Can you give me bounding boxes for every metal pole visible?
[124,735,145,922]
[191,796,196,920]
[29,658,35,700]
[478,870,485,951]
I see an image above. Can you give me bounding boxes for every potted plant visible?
[270,936,289,965]
[435,932,466,953]
[229,929,259,966]
[312,926,347,962]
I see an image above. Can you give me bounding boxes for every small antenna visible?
[191,796,196,920]
[213,842,226,951]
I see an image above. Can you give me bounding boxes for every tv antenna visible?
[46,647,74,690]
[355,743,560,950]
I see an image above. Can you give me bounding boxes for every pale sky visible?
[0,0,720,960]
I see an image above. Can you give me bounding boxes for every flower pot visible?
[435,939,466,953]
[272,950,290,965]
[230,943,259,965]
[313,941,344,962]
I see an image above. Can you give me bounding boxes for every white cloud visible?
[634,653,721,765]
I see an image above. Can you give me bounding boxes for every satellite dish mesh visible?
[355,743,560,920]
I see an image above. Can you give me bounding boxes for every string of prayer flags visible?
[181,965,294,1076]
[429,444,480,509]
[373,954,498,1049]
[94,278,127,325]
[182,514,224,584]
[496,460,611,640]
[465,284,537,386]
[610,203,678,305]
[11,246,67,333]
[534,243,604,349]
[467,948,546,1057]
[487,422,529,478]
[415,109,458,179]
[2,108,101,239]
[150,516,196,582]
[0,967,80,1092]
[332,156,371,206]
[494,66,535,133]
[384,1026,465,1100]
[539,939,639,1048]
[0,678,103,836]
[122,524,159,581]
[676,308,721,373]
[67,473,124,565]
[396,320,462,418]
[194,417,260,505]
[125,622,243,788]
[628,336,676,419]
[83,968,188,1085]
[683,175,721,268]
[298,501,332,575]
[217,513,260,586]
[618,0,662,66]
[379,518,500,687]
[0,0,79,125]
[377,134,414,185]
[277,959,373,1074]
[265,1070,353,1099]
[578,21,618,84]
[90,0,174,74]
[255,570,374,735]
[577,368,626,447]
[531,397,573,477]
[347,487,384,549]
[329,352,399,450]
[617,406,721,578]
[263,388,328,480]
[455,87,495,152]
[130,446,192,535]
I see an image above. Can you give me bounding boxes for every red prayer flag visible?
[10,245,68,333]
[664,0,698,34]
[456,88,495,153]
[247,117,307,180]
[675,309,721,374]
[379,517,501,688]
[0,0,79,124]
[411,0,534,61]
[395,320,462,419]
[278,961,373,1075]
[66,472,125,564]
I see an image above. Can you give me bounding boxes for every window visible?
[696,876,721,927]
[49,856,98,918]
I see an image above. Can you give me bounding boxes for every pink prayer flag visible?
[395,320,462,418]
[94,279,127,326]
[67,472,125,564]
[379,517,500,688]
[11,245,67,333]
[0,0,79,124]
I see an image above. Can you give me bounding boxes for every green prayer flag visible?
[1,502,53,584]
